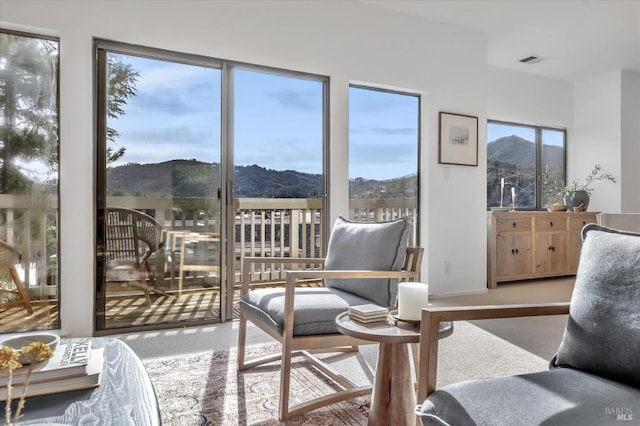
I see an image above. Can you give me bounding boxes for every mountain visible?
[107,160,415,199]
[487,135,535,169]
[487,135,564,170]
[107,160,220,198]
[233,164,322,198]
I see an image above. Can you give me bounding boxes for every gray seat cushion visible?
[553,224,640,387]
[417,367,640,426]
[324,215,410,307]
[240,287,372,336]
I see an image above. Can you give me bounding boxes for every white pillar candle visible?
[397,282,429,321]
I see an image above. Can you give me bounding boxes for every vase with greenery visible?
[542,164,616,211]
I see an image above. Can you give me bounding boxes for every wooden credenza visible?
[487,211,598,288]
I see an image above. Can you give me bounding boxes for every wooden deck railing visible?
[1,194,417,298]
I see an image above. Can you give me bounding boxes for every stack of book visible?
[348,304,389,324]
[0,339,104,400]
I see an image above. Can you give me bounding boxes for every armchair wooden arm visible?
[417,302,571,403]
[240,256,326,295]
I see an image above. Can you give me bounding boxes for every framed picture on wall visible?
[438,112,479,166]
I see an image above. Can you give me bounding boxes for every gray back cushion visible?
[553,224,640,387]
[324,215,410,307]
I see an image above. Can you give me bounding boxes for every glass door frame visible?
[222,62,330,319]
[94,39,330,331]
[94,39,226,333]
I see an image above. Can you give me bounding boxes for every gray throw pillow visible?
[553,224,640,387]
[323,215,410,307]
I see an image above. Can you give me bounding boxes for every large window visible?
[0,29,60,333]
[487,120,565,210]
[348,86,420,245]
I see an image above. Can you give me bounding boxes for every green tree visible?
[0,32,58,194]
[0,33,139,195]
[106,56,139,164]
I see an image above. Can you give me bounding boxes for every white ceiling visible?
[363,0,640,82]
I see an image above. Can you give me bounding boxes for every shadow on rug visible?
[143,344,369,425]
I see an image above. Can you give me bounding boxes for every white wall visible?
[574,71,623,213]
[621,70,640,213]
[1,0,489,335]
[487,66,573,129]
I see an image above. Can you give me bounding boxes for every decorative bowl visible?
[1,333,60,364]
[547,205,568,212]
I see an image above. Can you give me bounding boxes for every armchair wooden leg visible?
[279,341,294,421]
[237,313,247,370]
[9,267,33,314]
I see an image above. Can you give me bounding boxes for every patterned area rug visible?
[142,321,552,425]
[143,344,370,425]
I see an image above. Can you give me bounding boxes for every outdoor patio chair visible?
[105,207,167,307]
[0,240,33,314]
[237,215,422,420]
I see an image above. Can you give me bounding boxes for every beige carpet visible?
[143,320,556,425]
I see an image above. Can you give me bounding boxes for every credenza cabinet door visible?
[496,234,532,279]
[535,233,567,275]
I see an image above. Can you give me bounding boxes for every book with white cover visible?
[348,304,388,317]
[0,347,104,401]
[0,339,92,387]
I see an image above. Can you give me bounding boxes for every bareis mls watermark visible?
[606,407,633,421]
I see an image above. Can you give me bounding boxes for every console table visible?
[487,211,598,288]
[0,338,161,425]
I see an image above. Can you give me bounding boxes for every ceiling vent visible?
[519,55,545,65]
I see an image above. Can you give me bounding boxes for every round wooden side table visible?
[335,311,453,426]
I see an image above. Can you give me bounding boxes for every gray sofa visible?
[416,224,640,426]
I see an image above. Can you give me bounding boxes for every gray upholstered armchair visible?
[237,215,423,420]
[416,224,640,426]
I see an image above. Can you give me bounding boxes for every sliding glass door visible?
[96,42,329,331]
[227,67,327,312]
[96,43,223,331]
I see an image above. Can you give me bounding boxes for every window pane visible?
[98,51,222,331]
[233,69,324,262]
[487,121,566,210]
[487,122,536,210]
[541,129,566,206]
[0,31,59,332]
[348,86,419,245]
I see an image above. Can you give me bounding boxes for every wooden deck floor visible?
[1,281,321,334]
[0,301,60,334]
[1,290,226,333]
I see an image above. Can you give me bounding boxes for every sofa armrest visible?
[416,302,570,403]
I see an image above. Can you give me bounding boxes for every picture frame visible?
[438,112,479,166]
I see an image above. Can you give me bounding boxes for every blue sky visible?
[109,54,419,181]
